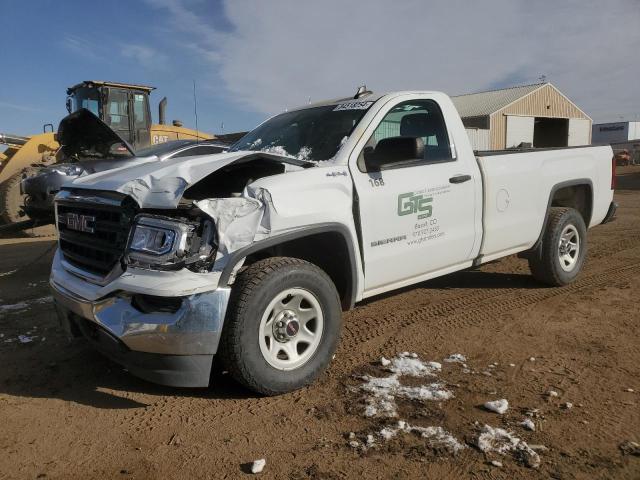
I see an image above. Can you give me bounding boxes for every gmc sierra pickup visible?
[50,90,617,394]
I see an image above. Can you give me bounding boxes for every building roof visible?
[451,83,546,118]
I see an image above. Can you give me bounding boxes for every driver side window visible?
[358,99,452,171]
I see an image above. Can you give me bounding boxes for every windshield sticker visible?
[333,101,374,111]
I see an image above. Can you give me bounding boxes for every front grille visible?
[56,193,135,277]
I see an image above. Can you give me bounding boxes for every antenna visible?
[193,80,200,142]
[354,85,372,99]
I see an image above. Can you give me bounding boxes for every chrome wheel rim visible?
[259,288,324,370]
[558,224,580,272]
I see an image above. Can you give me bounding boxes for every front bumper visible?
[51,279,230,387]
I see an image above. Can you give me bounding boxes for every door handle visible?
[449,174,471,184]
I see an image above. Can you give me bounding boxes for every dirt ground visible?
[1,167,639,480]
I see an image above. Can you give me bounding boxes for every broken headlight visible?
[125,215,216,272]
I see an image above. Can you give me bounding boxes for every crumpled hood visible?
[68,151,251,208]
[58,108,135,159]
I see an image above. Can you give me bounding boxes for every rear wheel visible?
[528,207,587,286]
[219,257,342,395]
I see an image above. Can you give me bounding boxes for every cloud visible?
[59,34,105,61]
[0,101,42,113]
[148,0,640,122]
[120,44,169,70]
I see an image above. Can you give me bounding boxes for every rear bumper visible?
[601,201,618,224]
[51,279,230,387]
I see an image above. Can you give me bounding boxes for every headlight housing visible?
[125,215,216,271]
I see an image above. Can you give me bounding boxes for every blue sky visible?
[0,0,260,135]
[1,0,639,137]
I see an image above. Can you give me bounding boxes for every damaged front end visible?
[50,152,292,387]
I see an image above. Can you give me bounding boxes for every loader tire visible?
[218,257,342,396]
[0,170,28,224]
[0,169,56,238]
[528,207,587,286]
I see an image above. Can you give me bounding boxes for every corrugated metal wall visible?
[465,128,490,150]
[489,84,591,149]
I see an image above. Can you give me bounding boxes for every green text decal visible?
[397,192,433,219]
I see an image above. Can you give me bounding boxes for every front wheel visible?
[218,257,342,395]
[528,207,587,286]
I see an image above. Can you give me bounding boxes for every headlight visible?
[126,215,216,271]
[50,164,85,176]
[130,224,177,255]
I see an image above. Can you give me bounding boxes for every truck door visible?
[350,97,478,294]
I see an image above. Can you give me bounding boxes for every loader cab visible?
[66,81,153,150]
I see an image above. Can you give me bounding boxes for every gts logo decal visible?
[397,192,433,219]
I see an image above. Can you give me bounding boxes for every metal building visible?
[592,121,640,144]
[451,83,592,151]
[592,121,640,165]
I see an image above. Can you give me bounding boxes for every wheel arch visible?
[528,179,593,254]
[218,223,359,310]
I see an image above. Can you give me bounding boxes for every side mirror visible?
[65,97,72,114]
[364,136,424,171]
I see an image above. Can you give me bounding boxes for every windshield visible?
[230,102,373,162]
[71,87,100,116]
[135,140,196,157]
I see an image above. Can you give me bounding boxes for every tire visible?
[218,257,342,396]
[528,207,587,286]
[0,169,56,238]
[0,170,30,224]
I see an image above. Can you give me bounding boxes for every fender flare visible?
[528,178,593,254]
[217,222,360,309]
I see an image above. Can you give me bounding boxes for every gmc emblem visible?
[65,213,96,233]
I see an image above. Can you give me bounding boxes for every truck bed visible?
[475,145,614,263]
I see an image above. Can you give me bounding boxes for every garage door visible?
[506,116,534,148]
[568,118,591,146]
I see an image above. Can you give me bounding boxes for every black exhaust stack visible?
[158,97,167,125]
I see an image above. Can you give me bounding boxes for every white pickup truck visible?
[50,90,617,394]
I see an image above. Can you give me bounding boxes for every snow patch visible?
[476,424,541,468]
[484,399,509,414]
[520,418,535,431]
[360,353,453,418]
[378,421,465,454]
[0,296,53,315]
[386,353,441,377]
[250,459,266,474]
[444,353,466,363]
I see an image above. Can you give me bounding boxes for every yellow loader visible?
[0,80,213,235]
